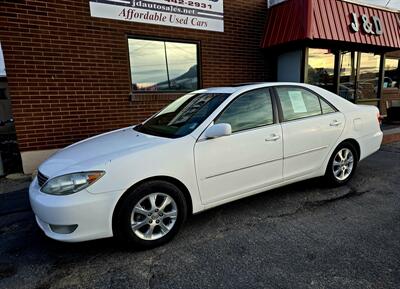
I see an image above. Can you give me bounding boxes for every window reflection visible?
[338,52,381,102]
[384,58,399,89]
[166,42,198,91]
[215,89,273,132]
[339,51,358,101]
[306,49,335,92]
[276,87,322,121]
[382,57,400,117]
[128,39,198,91]
[357,53,381,101]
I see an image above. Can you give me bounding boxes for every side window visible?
[320,98,336,114]
[215,89,274,133]
[276,87,322,121]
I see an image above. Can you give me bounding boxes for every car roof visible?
[194,82,357,112]
[194,82,313,94]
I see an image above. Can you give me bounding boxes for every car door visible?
[274,86,345,180]
[194,88,283,205]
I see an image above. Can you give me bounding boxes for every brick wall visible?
[0,0,271,152]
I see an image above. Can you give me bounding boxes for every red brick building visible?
[0,0,399,173]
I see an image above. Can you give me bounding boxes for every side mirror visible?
[204,123,232,139]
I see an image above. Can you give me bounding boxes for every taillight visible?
[377,113,383,125]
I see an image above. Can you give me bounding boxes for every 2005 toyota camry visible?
[29,83,383,248]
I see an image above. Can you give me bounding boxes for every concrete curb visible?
[0,188,30,216]
[382,126,400,144]
[383,132,400,144]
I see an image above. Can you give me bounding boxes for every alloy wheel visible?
[332,148,354,181]
[130,193,178,241]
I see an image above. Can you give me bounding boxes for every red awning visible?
[261,0,400,49]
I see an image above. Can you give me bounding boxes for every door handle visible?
[265,134,280,142]
[330,120,342,127]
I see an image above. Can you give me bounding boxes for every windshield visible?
[134,92,230,138]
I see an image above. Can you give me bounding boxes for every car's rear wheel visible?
[325,142,358,186]
[114,180,187,249]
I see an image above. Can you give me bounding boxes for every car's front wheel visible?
[325,142,358,186]
[114,180,187,249]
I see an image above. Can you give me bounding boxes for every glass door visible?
[338,52,381,106]
[339,51,358,102]
[356,53,381,106]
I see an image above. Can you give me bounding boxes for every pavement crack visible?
[146,249,165,289]
[303,187,368,209]
[265,207,302,219]
[260,187,369,221]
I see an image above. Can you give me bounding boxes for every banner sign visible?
[89,0,224,32]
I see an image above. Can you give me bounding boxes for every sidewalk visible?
[0,176,31,195]
[382,125,400,144]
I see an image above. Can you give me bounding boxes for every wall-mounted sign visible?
[267,0,287,8]
[350,12,383,35]
[89,0,224,32]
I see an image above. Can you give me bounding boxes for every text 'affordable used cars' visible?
[29,83,383,248]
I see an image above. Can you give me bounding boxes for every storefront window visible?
[382,57,400,117]
[306,48,335,92]
[128,38,199,92]
[357,53,381,102]
[305,48,393,114]
[384,58,399,89]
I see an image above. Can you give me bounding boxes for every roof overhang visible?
[261,0,400,50]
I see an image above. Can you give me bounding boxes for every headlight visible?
[41,171,105,195]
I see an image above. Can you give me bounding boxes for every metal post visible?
[164,42,171,89]
[377,53,386,113]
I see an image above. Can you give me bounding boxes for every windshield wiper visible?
[134,124,175,138]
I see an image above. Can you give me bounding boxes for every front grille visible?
[37,171,49,187]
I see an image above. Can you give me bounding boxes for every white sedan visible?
[29,83,383,248]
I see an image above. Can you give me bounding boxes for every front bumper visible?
[29,178,123,242]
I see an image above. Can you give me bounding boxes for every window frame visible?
[212,87,278,135]
[127,35,202,94]
[271,85,339,123]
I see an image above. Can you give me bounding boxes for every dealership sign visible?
[89,0,224,32]
[350,12,384,35]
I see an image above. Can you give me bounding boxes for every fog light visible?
[49,224,78,234]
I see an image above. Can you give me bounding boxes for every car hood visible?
[39,127,169,177]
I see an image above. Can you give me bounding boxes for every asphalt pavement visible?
[0,143,399,289]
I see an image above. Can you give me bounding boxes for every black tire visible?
[113,180,188,249]
[325,142,358,186]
